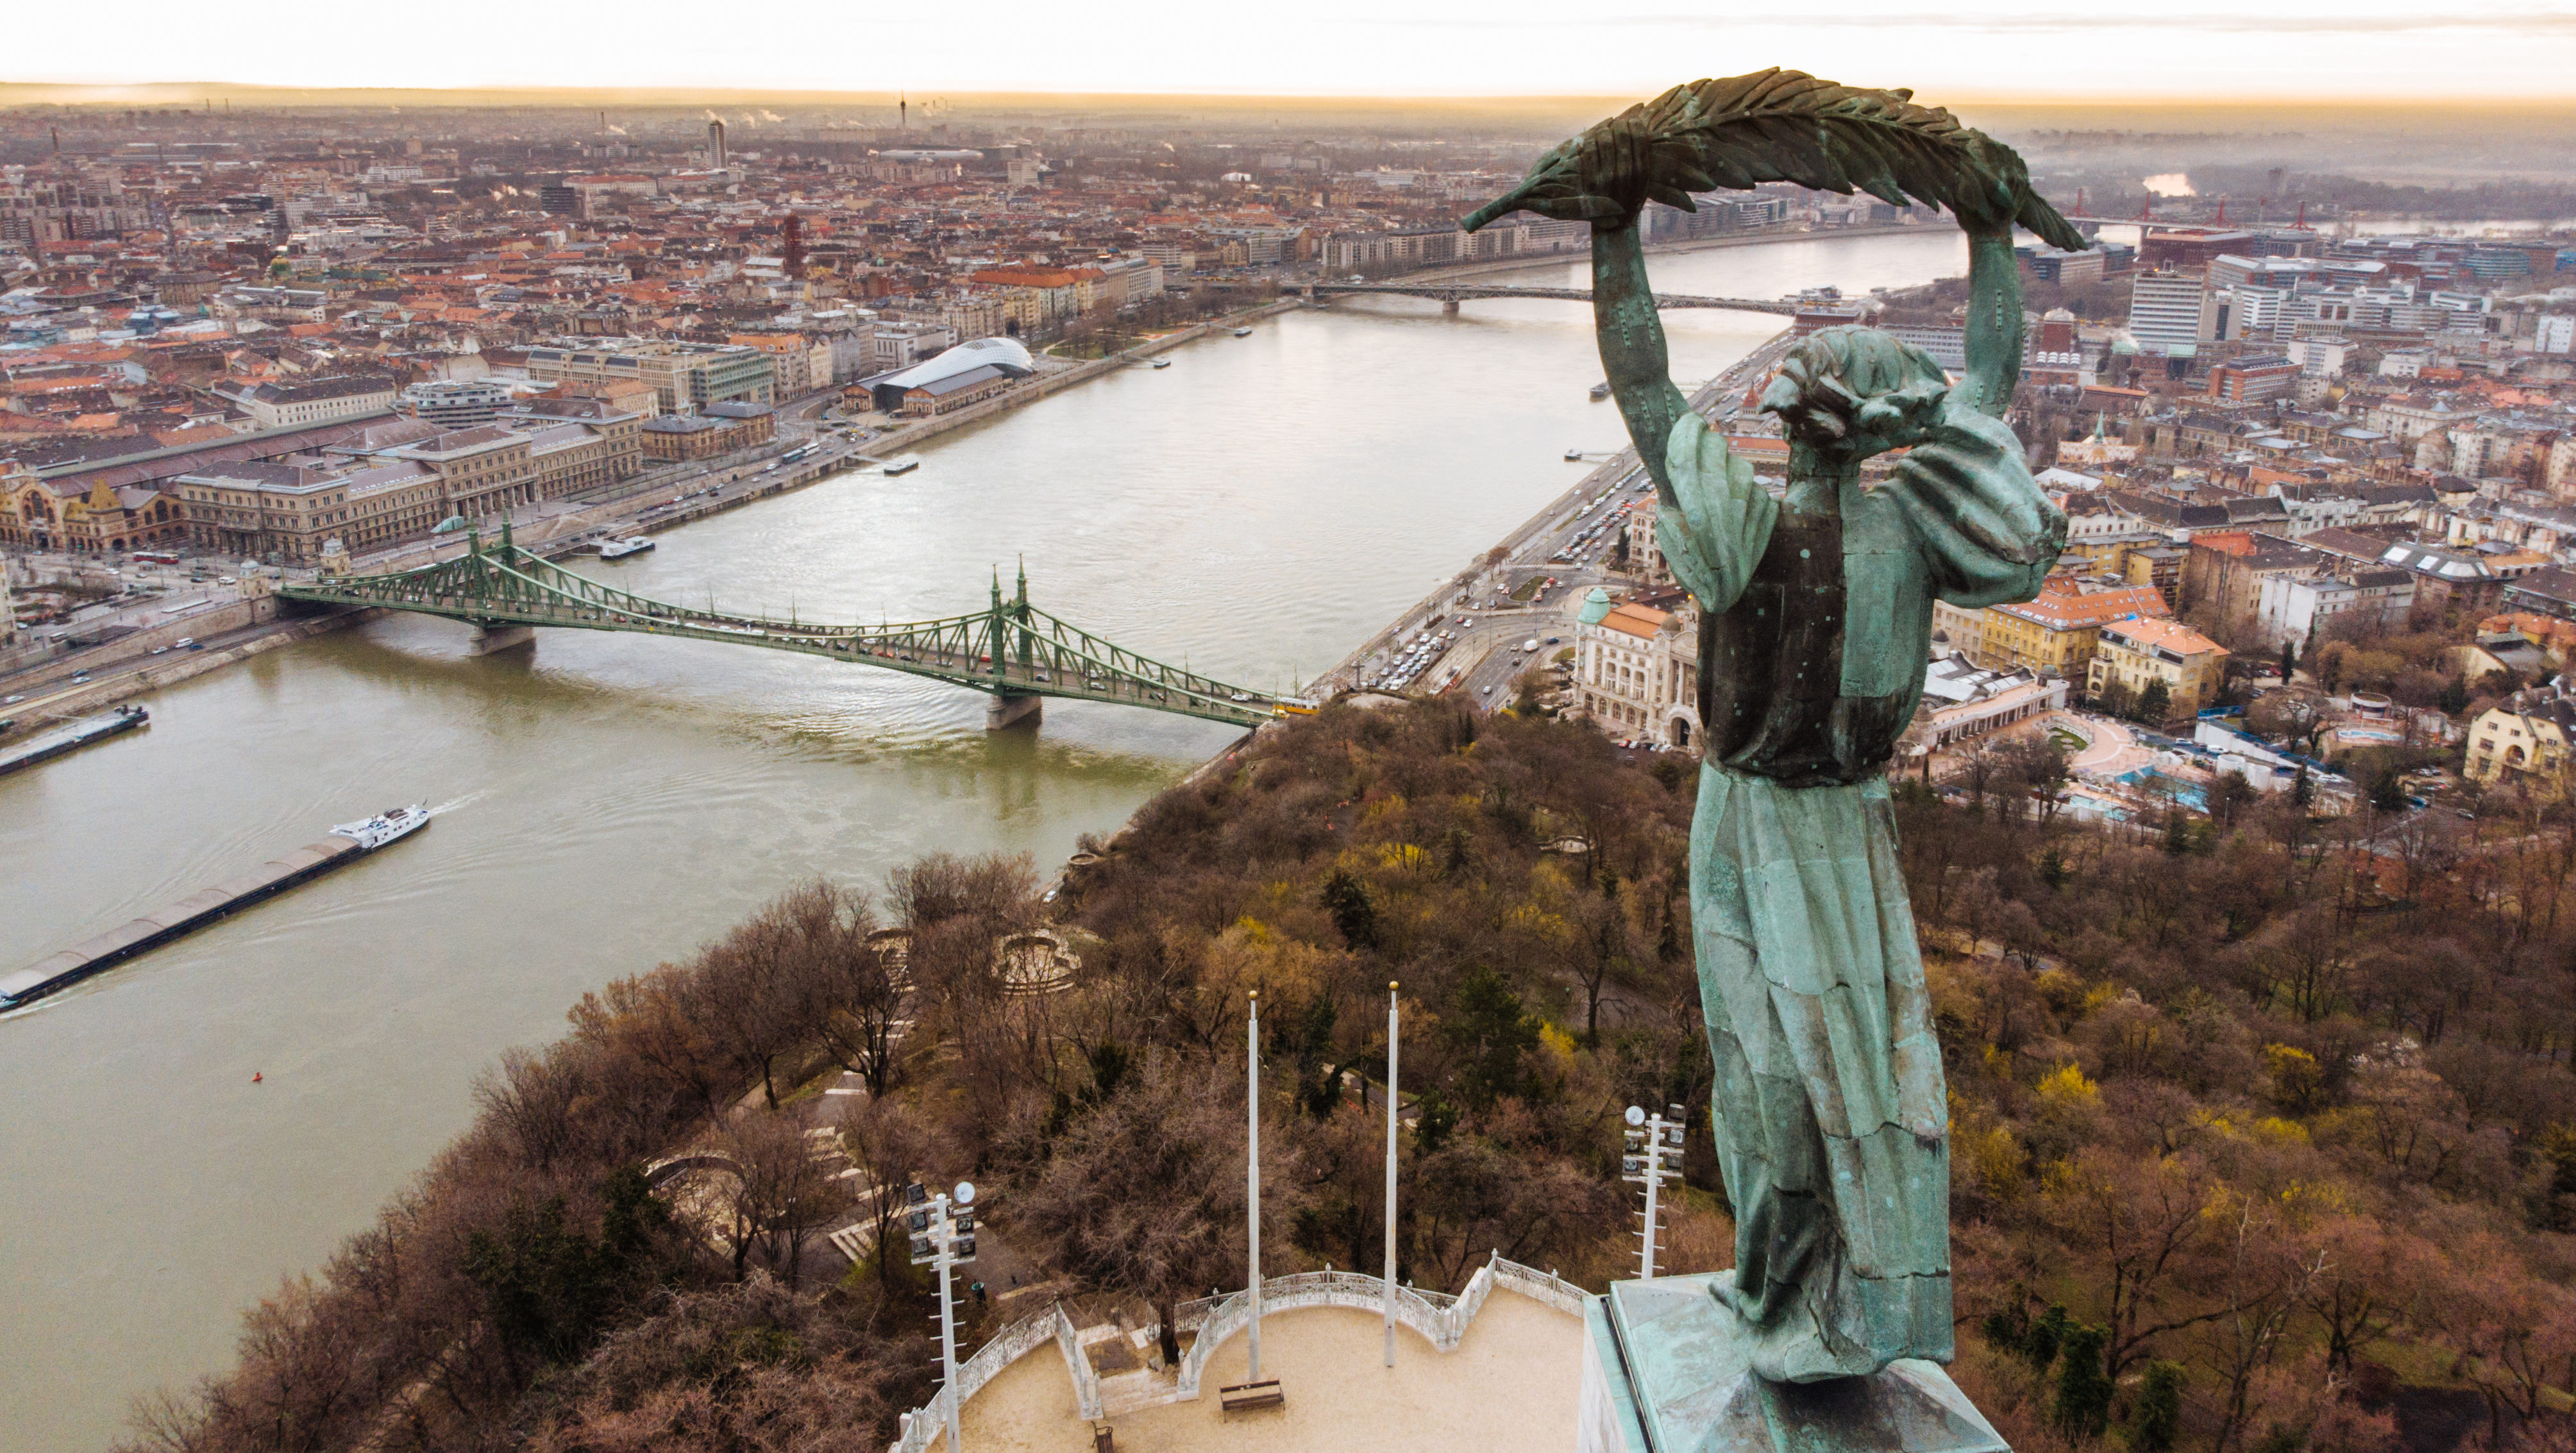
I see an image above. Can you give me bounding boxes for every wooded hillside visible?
[132,700,2576,1453]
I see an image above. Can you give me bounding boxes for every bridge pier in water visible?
[469,623,535,655]
[1441,298,1460,315]
[986,693,1042,730]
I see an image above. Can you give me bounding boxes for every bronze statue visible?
[1470,71,2074,1384]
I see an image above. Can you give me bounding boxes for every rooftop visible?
[2103,616,2227,658]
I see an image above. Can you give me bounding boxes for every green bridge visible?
[276,526,1290,730]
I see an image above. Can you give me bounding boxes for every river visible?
[0,227,1969,1452]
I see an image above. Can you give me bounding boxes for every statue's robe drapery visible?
[1656,400,2065,1382]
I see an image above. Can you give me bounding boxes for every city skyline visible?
[9,0,2576,102]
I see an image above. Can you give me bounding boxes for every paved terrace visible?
[909,1264,1588,1453]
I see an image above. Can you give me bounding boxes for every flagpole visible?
[1248,989,1263,1383]
[1383,980,1399,1368]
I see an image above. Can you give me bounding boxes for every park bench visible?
[1219,1379,1284,1413]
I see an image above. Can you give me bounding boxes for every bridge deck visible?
[1308,283,1798,315]
[278,536,1282,728]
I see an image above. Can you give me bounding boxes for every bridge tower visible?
[466,520,535,655]
[986,563,1041,729]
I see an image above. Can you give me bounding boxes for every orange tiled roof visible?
[1991,584,2171,631]
[1599,603,1672,640]
[2104,616,2226,657]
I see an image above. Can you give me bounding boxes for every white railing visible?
[888,1307,1066,1453]
[1174,1270,1457,1332]
[889,1255,1591,1443]
[1055,1303,1102,1422]
[1174,1258,1572,1395]
[1492,1259,1590,1316]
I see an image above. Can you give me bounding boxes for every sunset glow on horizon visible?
[10,0,2576,103]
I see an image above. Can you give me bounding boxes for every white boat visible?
[1150,357,1172,369]
[330,803,432,851]
[1589,382,1613,401]
[883,455,923,476]
[598,537,655,559]
[1231,326,1254,337]
[1565,448,1587,462]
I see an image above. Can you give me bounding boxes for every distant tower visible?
[780,212,806,280]
[900,94,908,133]
[707,118,727,169]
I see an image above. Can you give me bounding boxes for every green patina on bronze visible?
[1469,70,2072,1389]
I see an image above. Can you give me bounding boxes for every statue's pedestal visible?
[1578,1275,2010,1453]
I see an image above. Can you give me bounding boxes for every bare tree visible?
[2246,687,2332,759]
[711,1111,848,1286]
[1012,1054,1300,1347]
[838,1098,933,1291]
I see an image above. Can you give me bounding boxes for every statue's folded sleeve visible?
[1657,412,1777,615]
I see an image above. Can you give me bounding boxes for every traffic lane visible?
[0,616,279,723]
[3,589,248,692]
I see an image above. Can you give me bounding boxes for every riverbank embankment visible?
[0,299,1308,732]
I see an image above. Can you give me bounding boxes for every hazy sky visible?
[13,0,2572,101]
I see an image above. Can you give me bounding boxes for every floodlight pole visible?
[938,1200,961,1453]
[1641,1131,1662,1282]
[1247,989,1263,1382]
[1383,980,1399,1368]
[1623,1106,1683,1282]
[906,1183,981,1453]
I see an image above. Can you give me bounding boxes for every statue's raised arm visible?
[1463,69,2083,496]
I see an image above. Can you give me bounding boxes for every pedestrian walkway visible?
[2053,710,2151,777]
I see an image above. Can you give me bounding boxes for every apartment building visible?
[2086,617,2230,718]
[726,333,836,397]
[222,373,399,430]
[523,341,775,414]
[2126,270,2214,360]
[2465,684,2575,798]
[1973,576,2173,679]
[640,402,775,460]
[2252,567,2417,650]
[869,321,961,371]
[397,379,514,428]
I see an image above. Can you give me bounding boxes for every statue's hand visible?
[1946,130,2032,240]
[1572,112,1656,230]
[1758,348,1948,462]
[1463,112,1657,233]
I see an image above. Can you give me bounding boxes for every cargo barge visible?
[0,705,149,778]
[0,804,430,1010]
